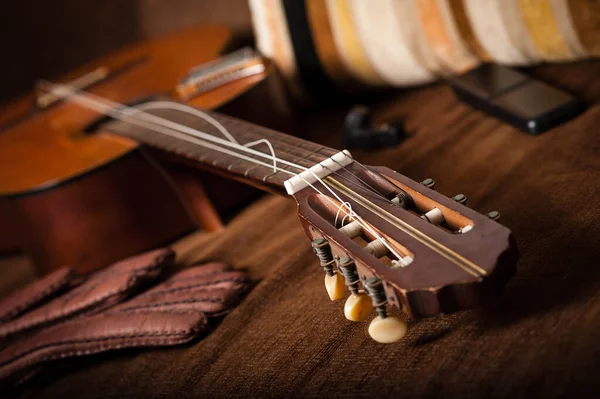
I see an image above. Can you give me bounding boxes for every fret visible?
[262,146,305,185]
[230,132,288,176]
[218,115,333,161]
[285,146,324,163]
[102,105,341,194]
[239,146,292,185]
[224,130,271,173]
[232,125,334,167]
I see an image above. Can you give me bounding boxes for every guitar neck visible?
[103,108,339,195]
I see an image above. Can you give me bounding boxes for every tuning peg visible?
[421,178,436,189]
[338,257,372,322]
[391,189,415,209]
[324,272,346,301]
[456,224,473,234]
[312,238,345,301]
[364,277,408,343]
[487,211,501,221]
[369,315,408,344]
[452,194,467,205]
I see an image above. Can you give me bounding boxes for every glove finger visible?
[0,311,206,384]
[93,247,175,279]
[0,248,174,341]
[138,271,249,298]
[112,265,251,317]
[0,261,251,385]
[113,288,245,317]
[0,267,78,323]
[167,262,232,283]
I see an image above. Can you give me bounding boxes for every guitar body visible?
[0,25,290,274]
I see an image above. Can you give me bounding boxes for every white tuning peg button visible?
[368,315,408,343]
[421,208,445,225]
[344,291,373,321]
[324,271,346,301]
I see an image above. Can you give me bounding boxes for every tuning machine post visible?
[452,193,467,205]
[487,211,501,221]
[420,178,436,189]
[312,238,345,301]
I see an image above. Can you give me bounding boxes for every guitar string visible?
[325,177,486,277]
[129,111,479,273]
[42,82,410,266]
[239,129,401,205]
[45,80,399,207]
[44,79,400,208]
[45,81,381,200]
[154,116,404,238]
[135,102,285,176]
[43,82,487,274]
[45,83,487,274]
[43,80,398,213]
[127,105,481,274]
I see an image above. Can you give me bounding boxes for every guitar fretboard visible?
[103,107,339,194]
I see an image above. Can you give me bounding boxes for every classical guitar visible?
[6,75,517,344]
[0,26,518,343]
[0,26,290,273]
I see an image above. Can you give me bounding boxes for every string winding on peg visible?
[391,189,415,209]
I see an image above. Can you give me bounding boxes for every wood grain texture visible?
[5,151,196,276]
[0,26,290,275]
[0,0,253,103]
[103,108,335,195]
[2,60,600,397]
[293,164,516,318]
[0,25,232,195]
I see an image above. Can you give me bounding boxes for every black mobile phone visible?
[449,64,584,135]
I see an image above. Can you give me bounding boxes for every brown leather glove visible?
[0,249,250,385]
[0,267,78,324]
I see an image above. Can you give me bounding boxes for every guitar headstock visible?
[292,161,518,343]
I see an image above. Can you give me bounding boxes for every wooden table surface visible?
[3,60,600,398]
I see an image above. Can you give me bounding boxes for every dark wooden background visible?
[0,0,252,103]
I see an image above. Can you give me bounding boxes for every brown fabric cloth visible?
[9,61,600,398]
